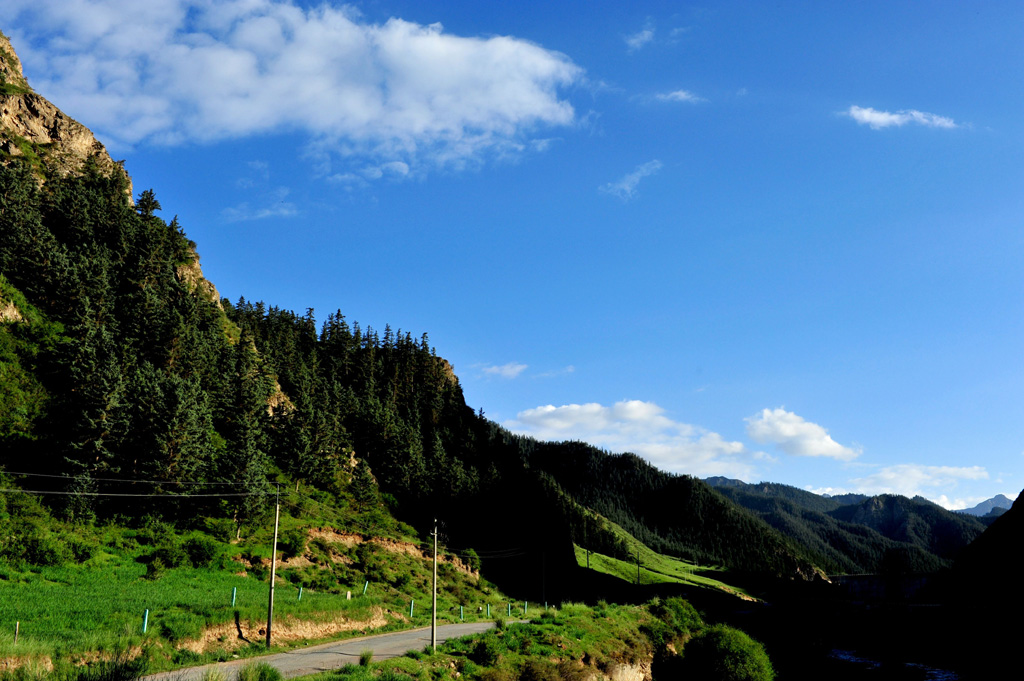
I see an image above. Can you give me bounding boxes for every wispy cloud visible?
[600,160,662,200]
[222,196,297,223]
[536,365,575,378]
[2,0,583,177]
[811,464,989,509]
[506,399,758,478]
[481,362,528,379]
[654,89,705,103]
[746,408,860,461]
[845,105,958,130]
[625,24,655,52]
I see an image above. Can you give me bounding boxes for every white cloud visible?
[2,0,582,175]
[506,400,756,478]
[600,160,662,200]
[625,26,654,52]
[481,362,528,379]
[849,464,988,500]
[654,89,704,103]
[745,408,860,461]
[808,465,991,508]
[846,105,957,130]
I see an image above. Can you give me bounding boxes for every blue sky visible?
[4,0,1022,508]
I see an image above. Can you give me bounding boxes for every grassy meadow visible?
[0,486,510,675]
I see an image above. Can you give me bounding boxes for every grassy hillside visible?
[0,467,506,676]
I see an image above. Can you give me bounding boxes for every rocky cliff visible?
[0,32,130,194]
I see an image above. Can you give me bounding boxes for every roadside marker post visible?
[142,609,149,634]
[460,606,464,621]
[298,587,303,601]
[524,602,527,615]
[363,581,369,595]
[507,603,511,617]
[14,621,18,645]
[410,599,415,617]
[232,587,237,607]
[486,604,490,618]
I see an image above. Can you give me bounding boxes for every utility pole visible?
[266,485,281,648]
[542,551,546,606]
[431,518,438,649]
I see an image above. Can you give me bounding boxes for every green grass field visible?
[0,495,510,674]
[572,516,757,599]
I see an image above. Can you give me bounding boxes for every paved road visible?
[142,622,497,681]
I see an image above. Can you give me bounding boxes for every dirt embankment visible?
[307,528,479,578]
[178,607,391,654]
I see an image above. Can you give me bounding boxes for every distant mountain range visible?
[704,477,988,574]
[957,494,1013,517]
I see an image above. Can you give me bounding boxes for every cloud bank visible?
[506,400,758,478]
[746,408,859,461]
[846,105,957,130]
[1,0,583,174]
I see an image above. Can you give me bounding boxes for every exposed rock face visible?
[0,298,23,323]
[0,32,131,194]
[175,246,225,310]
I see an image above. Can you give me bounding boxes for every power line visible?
[1,470,247,486]
[0,488,268,498]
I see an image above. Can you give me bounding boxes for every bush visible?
[469,634,501,666]
[204,517,236,543]
[680,624,774,681]
[144,558,165,580]
[184,535,220,568]
[153,543,189,568]
[279,528,306,559]
[359,649,374,666]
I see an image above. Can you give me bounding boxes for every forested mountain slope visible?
[705,479,987,573]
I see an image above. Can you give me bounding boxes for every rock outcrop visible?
[0,32,131,194]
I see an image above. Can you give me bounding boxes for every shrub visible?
[463,548,481,572]
[279,528,306,559]
[184,535,220,568]
[469,634,501,666]
[680,624,774,681]
[143,558,165,580]
[359,649,374,666]
[205,517,236,543]
[150,539,189,569]
[22,531,73,566]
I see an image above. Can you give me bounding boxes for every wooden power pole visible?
[431,518,438,649]
[266,486,281,648]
